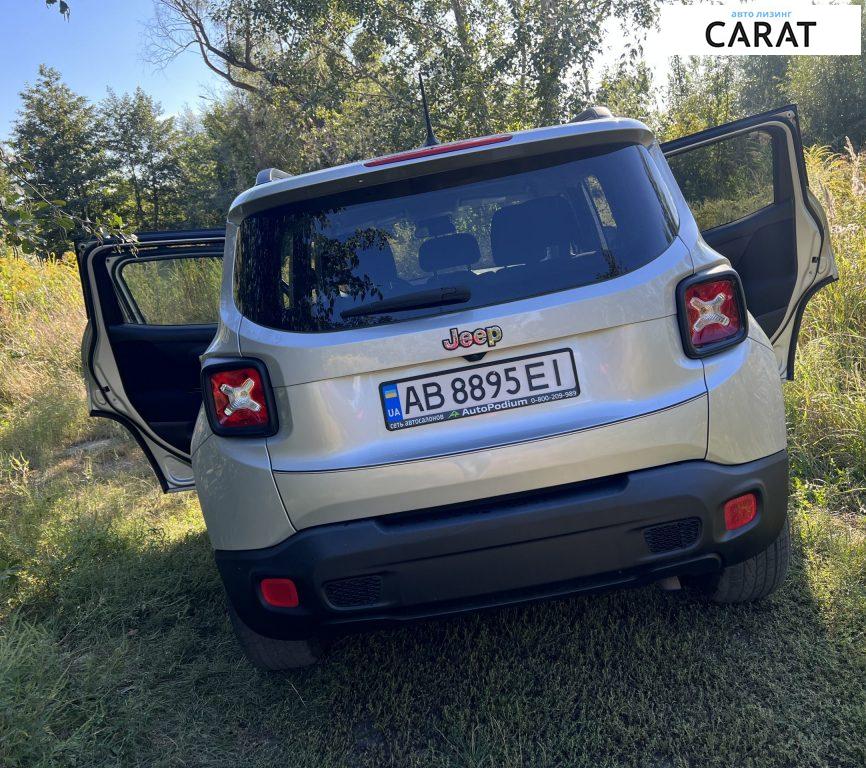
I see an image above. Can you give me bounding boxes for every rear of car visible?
[192,119,788,662]
[78,107,834,670]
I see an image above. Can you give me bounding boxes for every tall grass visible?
[120,255,222,324]
[0,252,95,465]
[787,146,866,505]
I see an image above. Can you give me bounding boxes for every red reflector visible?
[260,578,299,608]
[724,493,757,531]
[364,134,512,167]
[684,277,743,349]
[208,367,270,429]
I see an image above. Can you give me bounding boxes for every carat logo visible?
[654,2,861,56]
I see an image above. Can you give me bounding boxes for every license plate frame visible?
[379,348,580,431]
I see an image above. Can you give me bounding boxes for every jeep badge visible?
[442,325,503,351]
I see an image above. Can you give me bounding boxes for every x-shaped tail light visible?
[688,293,731,332]
[678,273,746,358]
[219,378,262,416]
[203,362,277,436]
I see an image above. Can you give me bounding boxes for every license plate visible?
[380,349,579,431]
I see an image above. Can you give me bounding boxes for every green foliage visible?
[0,161,75,256]
[151,0,659,150]
[594,60,657,129]
[786,145,866,492]
[2,72,223,255]
[737,55,790,116]
[660,57,742,141]
[102,88,182,231]
[43,0,70,17]
[787,20,866,148]
[9,66,108,253]
[662,7,866,149]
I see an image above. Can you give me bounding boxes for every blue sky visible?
[0,0,222,138]
[0,1,666,142]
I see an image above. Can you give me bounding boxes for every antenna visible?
[419,74,439,147]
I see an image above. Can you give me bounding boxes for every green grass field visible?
[1,148,864,767]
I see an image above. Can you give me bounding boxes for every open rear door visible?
[662,105,837,378]
[78,231,225,491]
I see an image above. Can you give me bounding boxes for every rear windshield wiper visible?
[340,285,471,319]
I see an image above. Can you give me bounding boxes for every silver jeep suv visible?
[78,106,835,669]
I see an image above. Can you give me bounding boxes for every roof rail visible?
[255,168,292,185]
[569,105,613,123]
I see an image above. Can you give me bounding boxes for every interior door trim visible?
[78,235,225,470]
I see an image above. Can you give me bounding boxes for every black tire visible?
[700,516,791,603]
[227,604,323,670]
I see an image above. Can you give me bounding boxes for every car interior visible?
[663,125,800,338]
[82,233,224,455]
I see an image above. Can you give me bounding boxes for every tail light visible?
[260,578,299,608]
[724,493,758,531]
[363,134,512,167]
[677,271,748,358]
[201,359,278,437]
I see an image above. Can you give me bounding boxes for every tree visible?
[594,60,657,128]
[659,57,741,141]
[43,0,70,17]
[9,66,111,253]
[149,0,661,160]
[0,156,73,255]
[102,88,183,229]
[736,56,789,117]
[787,55,866,149]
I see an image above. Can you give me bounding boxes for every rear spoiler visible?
[228,118,654,222]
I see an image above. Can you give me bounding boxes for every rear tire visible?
[228,604,323,670]
[700,517,791,603]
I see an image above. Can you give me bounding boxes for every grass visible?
[1,148,865,767]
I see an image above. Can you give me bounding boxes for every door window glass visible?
[118,256,222,325]
[667,130,775,231]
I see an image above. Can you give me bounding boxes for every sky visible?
[0,0,668,142]
[0,0,223,138]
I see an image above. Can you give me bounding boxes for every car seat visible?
[418,232,482,288]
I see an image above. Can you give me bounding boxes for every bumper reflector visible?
[724,493,758,531]
[260,578,299,608]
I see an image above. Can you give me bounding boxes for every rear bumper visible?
[216,450,788,640]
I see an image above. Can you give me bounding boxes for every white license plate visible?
[380,349,579,431]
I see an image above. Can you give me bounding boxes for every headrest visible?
[418,233,481,273]
[327,231,399,283]
[355,239,399,283]
[416,215,456,238]
[490,196,578,266]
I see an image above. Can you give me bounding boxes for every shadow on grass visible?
[8,514,863,768]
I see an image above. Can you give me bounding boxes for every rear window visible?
[235,144,676,332]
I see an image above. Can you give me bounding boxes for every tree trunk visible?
[131,169,143,225]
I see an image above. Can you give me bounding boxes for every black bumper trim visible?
[216,451,788,640]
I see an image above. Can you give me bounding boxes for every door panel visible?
[108,323,216,451]
[662,105,837,377]
[78,231,225,491]
[701,200,796,336]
